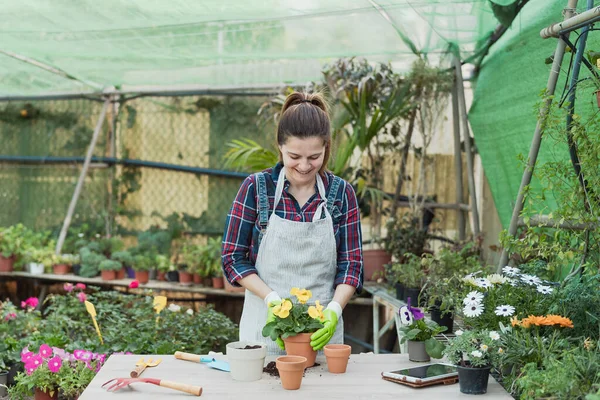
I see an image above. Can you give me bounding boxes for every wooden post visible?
[453,54,480,236]
[498,0,578,270]
[55,99,110,255]
[451,71,466,240]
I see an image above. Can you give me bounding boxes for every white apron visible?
[238,167,344,355]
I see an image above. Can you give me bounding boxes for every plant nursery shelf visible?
[79,353,512,399]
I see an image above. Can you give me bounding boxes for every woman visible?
[222,91,363,355]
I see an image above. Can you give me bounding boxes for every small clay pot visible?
[116,267,126,280]
[323,344,351,374]
[212,276,225,289]
[179,271,193,286]
[52,264,70,275]
[283,333,316,367]
[101,270,116,281]
[192,273,202,284]
[135,270,149,284]
[276,356,307,390]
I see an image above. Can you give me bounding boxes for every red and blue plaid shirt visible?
[222,163,363,293]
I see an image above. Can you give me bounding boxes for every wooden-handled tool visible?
[130,358,161,378]
[102,377,202,396]
[175,351,230,372]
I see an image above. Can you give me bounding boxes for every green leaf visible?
[425,338,445,359]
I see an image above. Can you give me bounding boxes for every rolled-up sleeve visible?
[222,176,258,286]
[335,182,364,293]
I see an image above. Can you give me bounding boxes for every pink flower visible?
[25,365,36,375]
[75,283,86,290]
[77,292,87,303]
[63,283,74,292]
[129,280,139,289]
[20,297,39,309]
[73,350,93,361]
[25,354,43,371]
[4,312,16,321]
[21,350,34,363]
[48,356,62,373]
[39,344,52,358]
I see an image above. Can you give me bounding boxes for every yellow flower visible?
[273,299,293,318]
[584,337,595,351]
[291,288,312,304]
[308,301,325,322]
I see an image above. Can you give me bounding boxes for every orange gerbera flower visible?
[510,316,521,327]
[545,314,574,328]
[527,315,549,326]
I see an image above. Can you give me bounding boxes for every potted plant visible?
[398,297,446,362]
[262,288,325,367]
[155,254,170,281]
[0,224,31,272]
[132,254,153,284]
[98,259,122,281]
[204,237,224,288]
[394,254,427,304]
[23,247,54,275]
[111,250,133,279]
[77,247,106,278]
[443,329,503,395]
[10,345,105,400]
[225,341,267,381]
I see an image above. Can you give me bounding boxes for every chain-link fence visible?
[0,94,274,241]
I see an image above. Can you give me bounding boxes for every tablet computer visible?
[381,363,458,387]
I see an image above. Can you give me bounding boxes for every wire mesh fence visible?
[0,95,272,240]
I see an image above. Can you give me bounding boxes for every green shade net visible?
[469,0,600,227]
[0,0,500,97]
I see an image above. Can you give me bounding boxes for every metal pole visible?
[540,5,600,38]
[498,0,578,269]
[453,55,480,235]
[55,99,110,254]
[451,72,466,240]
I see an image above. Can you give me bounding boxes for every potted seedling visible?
[132,254,153,284]
[111,250,133,279]
[155,254,170,281]
[98,259,122,281]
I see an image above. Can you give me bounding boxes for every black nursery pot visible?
[403,287,421,303]
[71,264,81,276]
[430,307,454,333]
[457,365,491,395]
[166,270,180,282]
[395,282,405,301]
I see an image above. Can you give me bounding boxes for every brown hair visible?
[277,92,331,173]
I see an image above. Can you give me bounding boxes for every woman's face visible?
[279,136,326,187]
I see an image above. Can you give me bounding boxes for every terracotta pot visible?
[34,388,58,400]
[116,267,126,280]
[363,249,391,281]
[276,356,307,390]
[0,255,14,272]
[179,271,193,286]
[283,333,317,367]
[212,276,225,289]
[224,278,245,293]
[135,270,149,284]
[52,264,70,275]
[323,344,351,373]
[101,270,116,280]
[158,271,167,281]
[192,273,202,284]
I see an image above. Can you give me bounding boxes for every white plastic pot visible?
[28,263,45,275]
[226,341,267,382]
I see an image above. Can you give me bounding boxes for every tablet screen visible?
[389,364,457,379]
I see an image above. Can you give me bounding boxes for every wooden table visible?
[80,354,512,399]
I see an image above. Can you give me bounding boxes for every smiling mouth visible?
[295,169,312,175]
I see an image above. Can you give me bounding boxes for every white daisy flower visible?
[494,305,515,317]
[508,278,519,287]
[480,344,489,352]
[498,348,504,354]
[463,291,484,306]
[520,274,542,286]
[77,233,84,238]
[463,303,484,318]
[455,330,464,336]
[462,274,477,286]
[471,350,483,358]
[475,278,492,289]
[398,306,413,326]
[489,331,500,340]
[536,285,553,295]
[486,274,508,284]
[168,304,181,312]
[186,309,194,315]
[502,266,521,276]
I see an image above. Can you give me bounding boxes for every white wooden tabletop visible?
[79,353,513,399]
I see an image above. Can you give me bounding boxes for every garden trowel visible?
[174,351,230,372]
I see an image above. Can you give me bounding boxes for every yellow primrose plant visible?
[262,287,325,342]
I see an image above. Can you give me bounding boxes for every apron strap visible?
[326,176,342,216]
[255,173,269,248]
[272,168,286,216]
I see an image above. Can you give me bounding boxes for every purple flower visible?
[48,356,62,373]
[406,297,425,321]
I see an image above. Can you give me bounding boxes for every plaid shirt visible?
[222,163,363,293]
